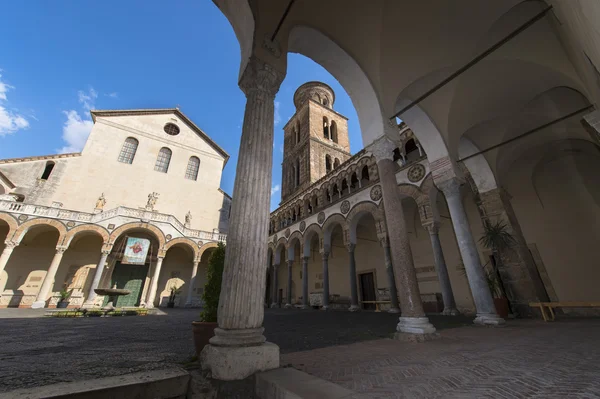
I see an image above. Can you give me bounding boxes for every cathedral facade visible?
[0,109,230,309]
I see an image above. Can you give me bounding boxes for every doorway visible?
[106,262,149,307]
[359,272,377,310]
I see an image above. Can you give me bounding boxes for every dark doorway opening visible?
[106,262,149,307]
[359,272,376,310]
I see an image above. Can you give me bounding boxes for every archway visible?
[159,242,196,307]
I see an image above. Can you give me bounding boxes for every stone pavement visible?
[283,319,600,399]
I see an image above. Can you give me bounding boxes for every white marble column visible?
[270,263,279,308]
[83,249,111,307]
[284,260,293,308]
[437,177,504,325]
[185,260,200,307]
[368,136,436,336]
[424,222,459,315]
[347,243,359,312]
[301,256,309,309]
[380,237,400,313]
[321,251,330,310]
[31,247,67,309]
[145,256,164,309]
[201,56,283,381]
[0,241,18,277]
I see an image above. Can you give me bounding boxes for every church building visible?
[0,109,231,309]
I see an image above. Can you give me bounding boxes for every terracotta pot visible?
[494,297,510,319]
[192,321,217,357]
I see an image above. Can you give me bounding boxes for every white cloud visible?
[0,72,30,137]
[271,184,280,196]
[58,110,93,153]
[106,92,118,98]
[274,101,281,126]
[58,86,97,153]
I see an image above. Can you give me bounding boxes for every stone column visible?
[380,236,400,313]
[347,243,359,312]
[0,241,18,277]
[301,256,309,309]
[368,136,436,336]
[145,256,164,309]
[321,251,330,310]
[437,177,504,325]
[83,249,111,307]
[185,260,200,307]
[201,56,283,381]
[284,260,293,308]
[424,222,459,315]
[31,247,67,309]
[270,263,279,308]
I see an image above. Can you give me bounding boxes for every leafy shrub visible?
[199,242,225,322]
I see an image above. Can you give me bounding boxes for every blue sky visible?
[0,1,362,211]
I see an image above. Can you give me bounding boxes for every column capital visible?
[101,249,111,255]
[239,56,285,98]
[3,241,18,249]
[377,234,390,248]
[423,221,440,235]
[367,136,397,163]
[302,256,310,263]
[157,255,165,261]
[55,246,68,254]
[320,251,329,260]
[287,259,294,267]
[436,177,463,198]
[346,243,356,253]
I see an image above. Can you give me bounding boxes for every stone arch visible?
[0,213,18,241]
[347,201,385,243]
[198,241,219,262]
[107,222,166,249]
[287,231,303,261]
[274,238,287,264]
[458,137,498,194]
[164,237,201,261]
[13,218,68,245]
[63,224,110,248]
[397,183,423,201]
[322,213,348,250]
[288,25,387,147]
[302,223,322,257]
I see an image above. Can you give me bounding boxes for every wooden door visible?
[359,272,376,310]
[106,262,148,307]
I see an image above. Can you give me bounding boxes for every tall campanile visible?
[280,82,351,202]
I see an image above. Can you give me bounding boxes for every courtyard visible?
[0,308,598,397]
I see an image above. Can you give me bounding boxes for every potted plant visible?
[57,289,73,309]
[479,220,516,318]
[167,283,182,308]
[192,242,225,356]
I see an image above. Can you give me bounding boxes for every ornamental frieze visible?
[370,185,382,201]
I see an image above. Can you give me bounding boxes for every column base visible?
[209,327,266,347]
[396,316,437,334]
[145,303,155,309]
[321,305,329,311]
[184,302,193,308]
[269,303,278,309]
[201,341,279,381]
[349,305,360,312]
[284,303,293,309]
[474,313,506,326]
[442,307,461,316]
[388,307,401,314]
[31,301,46,309]
[299,304,310,310]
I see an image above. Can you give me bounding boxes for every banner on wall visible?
[122,237,151,265]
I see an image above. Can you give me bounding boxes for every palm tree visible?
[478,220,516,298]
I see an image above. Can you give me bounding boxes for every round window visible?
[164,123,180,136]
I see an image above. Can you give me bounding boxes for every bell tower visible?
[280,82,352,202]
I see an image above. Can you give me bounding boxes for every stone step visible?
[0,368,190,399]
[255,367,356,399]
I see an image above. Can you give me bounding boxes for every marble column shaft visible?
[285,260,293,307]
[321,251,330,310]
[186,260,200,306]
[301,256,309,308]
[33,247,67,307]
[425,223,458,314]
[270,264,279,307]
[146,256,164,308]
[382,240,401,312]
[0,242,17,277]
[438,178,503,324]
[347,244,359,311]
[84,250,110,305]
[214,57,283,344]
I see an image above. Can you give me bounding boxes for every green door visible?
[106,262,149,308]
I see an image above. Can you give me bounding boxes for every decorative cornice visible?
[0,152,81,165]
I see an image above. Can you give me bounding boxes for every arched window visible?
[41,161,55,180]
[351,172,359,189]
[341,179,349,196]
[118,137,139,164]
[361,165,370,184]
[295,127,300,145]
[185,156,200,180]
[325,155,332,173]
[323,117,329,139]
[154,147,172,173]
[326,188,332,203]
[295,158,300,187]
[332,184,339,199]
[330,121,338,143]
[333,158,340,169]
[393,147,402,162]
[405,139,419,161]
